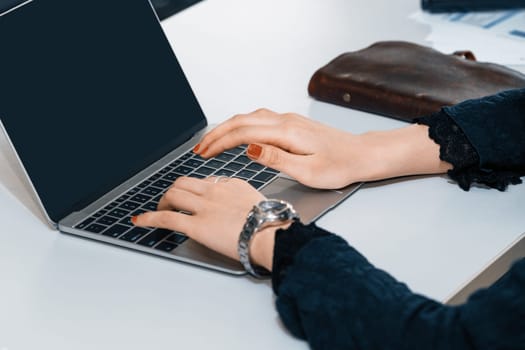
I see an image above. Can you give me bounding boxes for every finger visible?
[196,109,282,155]
[200,124,302,158]
[133,210,194,235]
[157,187,204,213]
[170,176,212,196]
[246,143,314,180]
[203,176,230,184]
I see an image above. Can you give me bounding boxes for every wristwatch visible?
[238,199,299,278]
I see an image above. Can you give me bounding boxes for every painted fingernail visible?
[247,144,262,159]
[131,216,138,225]
[193,143,201,153]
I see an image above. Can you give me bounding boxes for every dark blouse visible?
[272,88,525,350]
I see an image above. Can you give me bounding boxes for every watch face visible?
[255,199,297,228]
[258,199,289,214]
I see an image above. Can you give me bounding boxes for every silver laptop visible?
[446,231,525,305]
[0,0,360,274]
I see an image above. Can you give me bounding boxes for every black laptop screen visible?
[0,0,207,222]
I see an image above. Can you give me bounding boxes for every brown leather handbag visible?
[308,41,525,122]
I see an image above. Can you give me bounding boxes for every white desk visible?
[1,1,524,349]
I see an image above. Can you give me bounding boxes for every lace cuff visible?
[417,111,522,191]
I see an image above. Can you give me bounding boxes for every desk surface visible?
[1,1,524,349]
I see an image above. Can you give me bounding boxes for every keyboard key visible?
[102,224,130,238]
[127,188,140,195]
[138,180,152,188]
[131,209,147,216]
[234,155,251,164]
[142,202,158,211]
[183,159,204,168]
[137,229,172,247]
[195,166,214,175]
[116,194,130,202]
[152,179,172,189]
[104,203,117,210]
[97,216,118,226]
[170,159,182,167]
[119,227,150,242]
[120,201,140,211]
[253,172,276,183]
[119,216,133,226]
[265,167,279,173]
[107,208,129,219]
[226,146,246,155]
[180,153,192,160]
[93,209,107,218]
[191,154,206,161]
[206,159,226,169]
[142,187,162,196]
[163,172,179,181]
[75,217,95,229]
[84,223,106,234]
[155,241,177,252]
[246,162,265,171]
[214,169,235,177]
[215,153,235,162]
[166,233,188,244]
[248,180,265,189]
[153,195,163,203]
[224,162,244,171]
[159,167,170,174]
[189,173,206,179]
[149,173,162,181]
[237,169,256,179]
[130,194,152,203]
[173,165,193,175]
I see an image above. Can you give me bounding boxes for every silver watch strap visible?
[238,209,272,278]
[238,201,298,279]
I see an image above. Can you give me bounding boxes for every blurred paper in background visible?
[411,9,525,66]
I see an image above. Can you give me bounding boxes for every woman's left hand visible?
[132,176,269,264]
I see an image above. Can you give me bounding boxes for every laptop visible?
[0,0,361,274]
[445,231,525,305]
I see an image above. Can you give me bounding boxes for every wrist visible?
[249,222,291,272]
[355,124,452,182]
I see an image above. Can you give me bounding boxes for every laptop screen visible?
[0,0,207,222]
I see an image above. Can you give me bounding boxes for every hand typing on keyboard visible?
[132,176,280,271]
[193,108,449,189]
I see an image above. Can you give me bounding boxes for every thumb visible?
[246,143,311,180]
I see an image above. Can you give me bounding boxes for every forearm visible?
[355,123,452,182]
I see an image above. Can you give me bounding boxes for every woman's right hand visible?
[195,109,450,189]
[194,109,368,189]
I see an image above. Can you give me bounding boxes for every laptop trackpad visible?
[261,177,362,224]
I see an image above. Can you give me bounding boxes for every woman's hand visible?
[194,109,367,189]
[131,176,282,270]
[195,109,451,188]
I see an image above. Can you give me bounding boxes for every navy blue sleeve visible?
[272,222,525,350]
[417,88,525,191]
[444,88,525,171]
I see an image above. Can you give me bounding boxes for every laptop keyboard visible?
[74,145,279,252]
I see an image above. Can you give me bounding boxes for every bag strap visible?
[453,50,477,61]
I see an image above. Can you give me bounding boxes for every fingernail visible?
[247,144,262,159]
[131,216,138,225]
[193,143,201,153]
